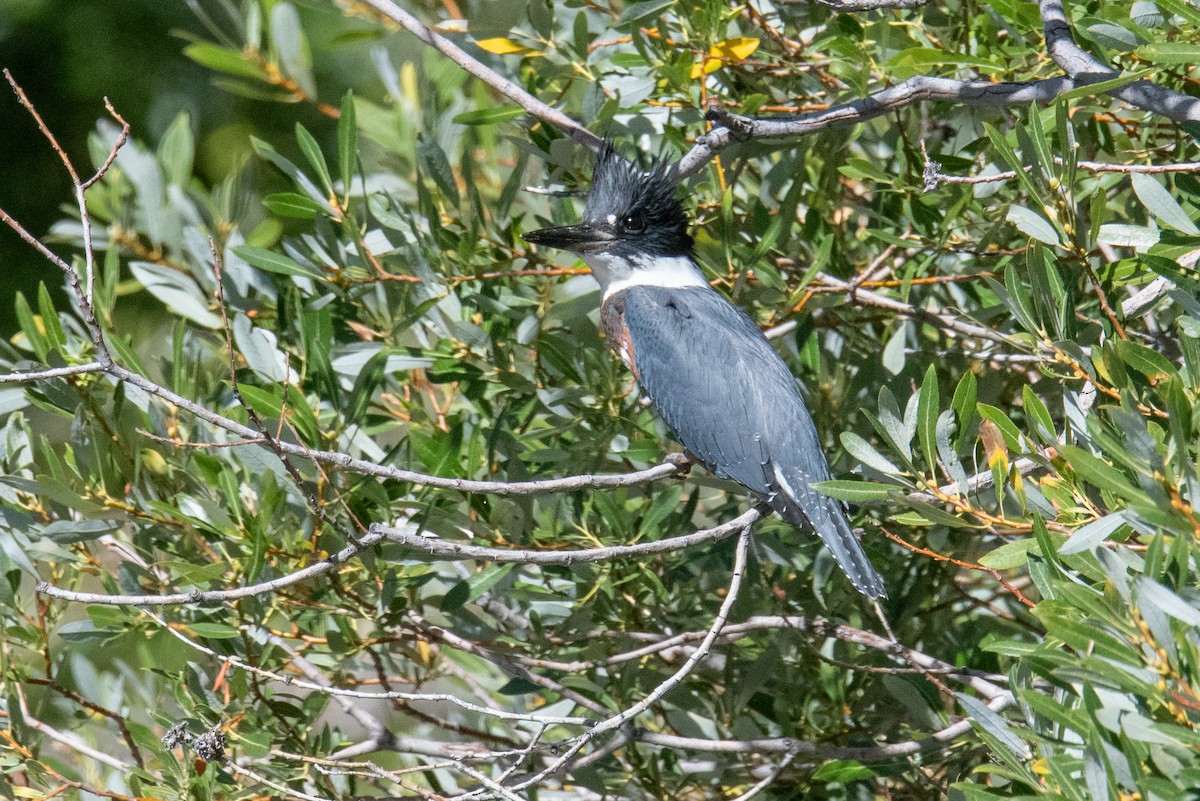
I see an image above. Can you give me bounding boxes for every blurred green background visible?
[0,0,349,336]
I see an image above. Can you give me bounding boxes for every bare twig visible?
[462,527,754,798]
[377,506,761,565]
[636,693,1015,758]
[37,527,389,606]
[779,0,929,8]
[14,684,131,771]
[355,0,601,149]
[149,613,590,726]
[0,362,106,383]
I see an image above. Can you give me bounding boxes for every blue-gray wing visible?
[616,285,886,598]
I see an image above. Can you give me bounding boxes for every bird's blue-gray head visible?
[524,143,694,264]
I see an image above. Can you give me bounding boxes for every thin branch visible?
[903,456,1041,506]
[149,612,589,726]
[37,527,389,606]
[469,527,753,798]
[356,0,601,150]
[726,751,799,801]
[227,760,337,801]
[807,270,1026,350]
[636,693,1014,758]
[14,684,130,771]
[377,506,761,565]
[115,360,694,494]
[0,361,105,384]
[923,141,1200,189]
[780,0,929,8]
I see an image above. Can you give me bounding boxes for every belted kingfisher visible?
[523,144,886,598]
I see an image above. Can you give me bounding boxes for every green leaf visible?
[1021,385,1056,444]
[977,404,1023,451]
[183,42,267,80]
[950,371,977,450]
[187,623,242,639]
[345,348,390,428]
[14,291,48,360]
[129,261,221,329]
[1007,205,1062,245]
[955,693,1031,760]
[157,112,195,187]
[916,364,940,474]
[1059,511,1128,555]
[235,384,285,419]
[811,760,876,782]
[452,106,526,126]
[1115,340,1178,382]
[812,480,899,502]
[35,283,66,354]
[979,538,1037,569]
[840,431,902,475]
[1134,42,1200,64]
[271,1,315,97]
[263,192,323,219]
[417,137,461,207]
[234,245,326,280]
[618,0,676,26]
[338,90,357,196]
[295,123,334,196]
[1058,444,1151,504]
[1052,69,1151,103]
[1131,172,1200,234]
[1135,578,1200,626]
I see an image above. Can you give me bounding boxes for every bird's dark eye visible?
[621,214,646,234]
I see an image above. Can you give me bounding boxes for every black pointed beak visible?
[522,223,614,254]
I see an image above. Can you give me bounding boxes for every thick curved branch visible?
[357,0,600,150]
[680,75,1079,175]
[1038,0,1200,121]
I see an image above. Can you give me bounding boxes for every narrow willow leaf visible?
[338,90,357,196]
[812,480,899,502]
[1135,577,1200,626]
[1131,172,1200,234]
[234,245,325,280]
[841,431,902,475]
[183,42,267,80]
[1021,385,1056,444]
[956,692,1031,760]
[295,123,334,196]
[453,106,525,126]
[917,365,940,474]
[263,192,322,219]
[935,410,968,495]
[1059,511,1127,554]
[417,137,461,207]
[979,538,1037,569]
[950,371,977,451]
[1007,205,1062,245]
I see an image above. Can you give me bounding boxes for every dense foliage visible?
[1,0,1199,799]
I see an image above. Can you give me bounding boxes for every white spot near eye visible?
[606,214,617,226]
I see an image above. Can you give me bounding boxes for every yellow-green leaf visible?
[711,37,760,61]
[474,37,541,57]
